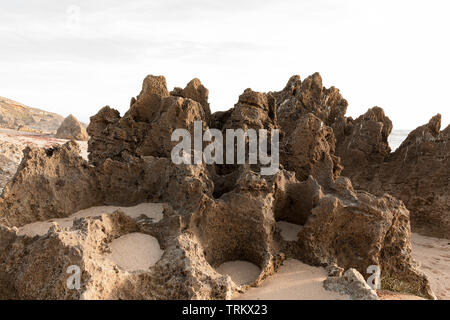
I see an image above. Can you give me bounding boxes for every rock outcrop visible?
[335,113,450,239]
[0,96,64,132]
[0,74,441,300]
[0,141,22,194]
[87,76,211,166]
[56,114,89,141]
[272,73,449,239]
[274,73,348,136]
[0,141,99,226]
[324,269,379,300]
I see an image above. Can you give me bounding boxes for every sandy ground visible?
[377,290,425,300]
[108,232,163,272]
[276,221,303,241]
[0,128,88,157]
[236,259,350,300]
[411,233,450,300]
[217,261,261,286]
[18,203,165,237]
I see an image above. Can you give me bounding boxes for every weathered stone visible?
[323,269,379,300]
[336,113,450,239]
[0,73,439,300]
[87,76,210,166]
[280,113,342,186]
[275,175,434,299]
[0,141,99,227]
[275,73,348,137]
[56,114,89,141]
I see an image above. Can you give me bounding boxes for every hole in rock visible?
[274,182,317,226]
[211,170,239,199]
[108,232,164,272]
[212,181,236,199]
[214,163,238,176]
[216,260,261,286]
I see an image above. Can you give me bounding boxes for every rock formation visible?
[87,75,210,166]
[0,141,22,194]
[56,114,89,141]
[324,268,379,300]
[335,112,449,239]
[273,73,449,239]
[0,73,443,300]
[0,96,64,132]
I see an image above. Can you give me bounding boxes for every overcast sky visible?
[0,0,449,129]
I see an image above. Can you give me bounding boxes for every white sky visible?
[0,0,449,129]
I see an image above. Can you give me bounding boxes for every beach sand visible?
[236,259,350,300]
[411,233,450,300]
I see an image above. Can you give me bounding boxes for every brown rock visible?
[0,141,99,227]
[0,96,64,133]
[87,75,210,166]
[280,113,342,186]
[275,73,348,137]
[0,73,438,300]
[55,114,89,141]
[275,175,434,299]
[337,113,450,238]
[334,107,392,182]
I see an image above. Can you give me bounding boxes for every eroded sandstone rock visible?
[0,73,440,300]
[56,114,89,141]
[336,113,450,239]
[324,268,379,300]
[274,73,348,136]
[0,141,99,227]
[280,113,342,186]
[87,76,211,166]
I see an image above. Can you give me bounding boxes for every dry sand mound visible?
[108,233,163,272]
[237,259,350,300]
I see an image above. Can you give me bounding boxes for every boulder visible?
[324,269,379,300]
[56,114,89,141]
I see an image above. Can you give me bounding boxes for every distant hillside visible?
[0,96,64,133]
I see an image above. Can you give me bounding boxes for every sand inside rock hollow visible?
[217,261,261,286]
[18,203,165,237]
[108,232,164,272]
[17,203,166,273]
[276,220,303,241]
